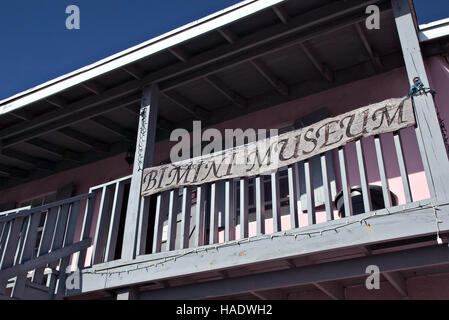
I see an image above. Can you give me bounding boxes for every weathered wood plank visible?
[374,135,392,207]
[320,153,334,221]
[393,131,412,203]
[355,139,372,212]
[122,84,159,260]
[304,160,316,225]
[271,171,282,232]
[255,176,265,235]
[105,182,126,261]
[180,186,192,249]
[338,147,353,217]
[224,180,236,242]
[194,186,206,247]
[142,98,414,196]
[239,178,249,239]
[33,207,59,284]
[166,189,179,251]
[392,0,449,201]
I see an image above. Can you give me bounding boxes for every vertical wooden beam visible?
[287,164,299,229]
[338,147,353,217]
[355,139,372,212]
[255,176,265,235]
[225,180,235,242]
[166,189,179,251]
[304,160,316,225]
[121,84,159,260]
[392,0,449,200]
[209,183,220,245]
[271,171,282,233]
[239,178,249,239]
[321,153,334,221]
[374,136,392,208]
[194,186,206,247]
[180,186,192,249]
[393,132,412,203]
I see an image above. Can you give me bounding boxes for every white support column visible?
[121,84,159,260]
[392,0,449,200]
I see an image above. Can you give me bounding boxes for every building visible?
[1,0,449,300]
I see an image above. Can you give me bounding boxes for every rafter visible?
[90,116,136,141]
[169,47,190,62]
[299,42,334,82]
[1,149,55,171]
[81,81,106,95]
[250,59,289,95]
[26,139,82,162]
[9,110,33,121]
[204,75,247,108]
[163,91,209,120]
[272,5,290,24]
[59,127,109,152]
[159,2,393,93]
[122,65,144,80]
[217,27,238,44]
[383,271,408,297]
[355,22,383,70]
[0,163,29,179]
[45,96,68,109]
[313,281,345,300]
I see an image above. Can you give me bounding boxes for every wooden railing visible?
[77,125,432,270]
[0,193,95,300]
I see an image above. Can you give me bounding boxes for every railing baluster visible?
[393,131,412,203]
[167,189,179,251]
[255,176,265,235]
[338,147,353,217]
[271,171,282,233]
[287,164,299,229]
[55,200,81,299]
[194,186,206,247]
[92,186,114,264]
[11,212,41,298]
[374,135,392,208]
[225,180,235,242]
[0,217,25,294]
[240,178,249,239]
[355,139,373,212]
[320,153,334,221]
[105,182,126,261]
[33,207,59,284]
[77,194,97,269]
[209,183,219,244]
[152,192,168,254]
[137,196,151,256]
[304,160,316,225]
[180,186,192,249]
[0,222,9,263]
[0,217,25,269]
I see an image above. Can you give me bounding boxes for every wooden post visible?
[121,84,159,260]
[392,0,449,200]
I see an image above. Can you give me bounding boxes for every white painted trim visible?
[418,17,449,42]
[0,0,285,115]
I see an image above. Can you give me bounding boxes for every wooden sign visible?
[142,97,414,196]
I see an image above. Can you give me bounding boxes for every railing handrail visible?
[0,192,96,223]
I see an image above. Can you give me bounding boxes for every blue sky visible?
[0,0,447,101]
